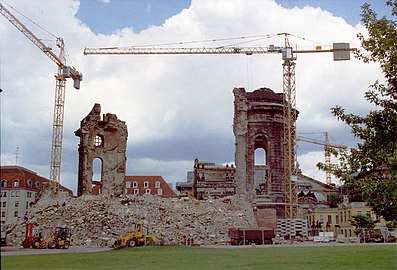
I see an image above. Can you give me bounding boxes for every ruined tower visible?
[233,87,294,226]
[75,104,128,196]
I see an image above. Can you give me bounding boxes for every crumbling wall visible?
[75,104,128,196]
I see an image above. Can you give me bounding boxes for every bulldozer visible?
[22,223,73,249]
[114,221,157,248]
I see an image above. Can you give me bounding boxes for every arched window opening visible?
[93,158,103,194]
[254,148,267,193]
[254,148,266,165]
[1,180,7,187]
[13,179,20,187]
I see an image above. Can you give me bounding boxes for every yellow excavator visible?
[114,221,157,248]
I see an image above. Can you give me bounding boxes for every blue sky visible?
[76,0,390,34]
[1,0,394,194]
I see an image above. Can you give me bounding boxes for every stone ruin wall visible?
[75,103,128,196]
[233,87,292,226]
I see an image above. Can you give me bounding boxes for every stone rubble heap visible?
[8,189,257,247]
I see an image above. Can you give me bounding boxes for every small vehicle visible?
[47,227,73,249]
[22,223,45,248]
[114,221,157,248]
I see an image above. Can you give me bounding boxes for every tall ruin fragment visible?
[233,87,294,226]
[75,103,128,196]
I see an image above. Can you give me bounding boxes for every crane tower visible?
[0,2,82,192]
[84,33,351,218]
[296,132,347,184]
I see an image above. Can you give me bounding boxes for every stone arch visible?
[75,104,128,196]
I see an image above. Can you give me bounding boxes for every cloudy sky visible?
[0,0,392,194]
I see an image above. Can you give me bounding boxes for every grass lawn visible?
[2,244,397,270]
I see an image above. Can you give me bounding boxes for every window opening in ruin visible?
[126,181,131,189]
[94,134,103,147]
[254,148,266,165]
[254,148,267,191]
[93,158,103,184]
[27,179,32,188]
[133,181,138,188]
[144,181,149,188]
[1,180,6,187]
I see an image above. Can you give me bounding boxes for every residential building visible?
[92,175,177,198]
[0,166,72,225]
[124,176,176,198]
[305,196,388,237]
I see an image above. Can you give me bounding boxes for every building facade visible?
[305,196,388,238]
[193,159,236,200]
[92,175,177,198]
[0,166,71,225]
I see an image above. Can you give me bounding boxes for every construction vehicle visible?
[46,226,73,249]
[114,221,157,248]
[22,223,46,248]
[1,2,82,192]
[22,223,73,249]
[84,33,353,218]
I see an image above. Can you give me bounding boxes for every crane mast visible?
[296,132,347,184]
[1,2,82,192]
[84,34,351,218]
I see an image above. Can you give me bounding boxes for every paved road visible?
[1,246,113,256]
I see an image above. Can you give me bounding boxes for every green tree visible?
[351,214,378,235]
[320,1,397,222]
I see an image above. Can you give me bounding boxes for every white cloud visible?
[0,0,381,194]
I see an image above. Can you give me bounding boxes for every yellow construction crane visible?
[296,132,347,185]
[0,2,82,192]
[84,33,351,218]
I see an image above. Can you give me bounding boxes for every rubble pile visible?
[8,190,257,247]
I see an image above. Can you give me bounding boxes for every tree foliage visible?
[351,214,377,235]
[320,1,397,222]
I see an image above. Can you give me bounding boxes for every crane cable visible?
[0,0,74,66]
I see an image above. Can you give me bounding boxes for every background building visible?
[92,175,177,198]
[0,166,72,225]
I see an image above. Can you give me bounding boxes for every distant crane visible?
[83,33,352,218]
[0,2,82,192]
[296,132,347,184]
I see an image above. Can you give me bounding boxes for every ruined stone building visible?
[233,87,290,227]
[75,104,128,196]
[176,159,236,199]
[193,159,236,199]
